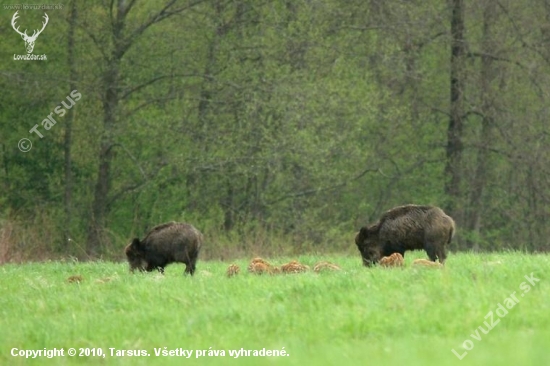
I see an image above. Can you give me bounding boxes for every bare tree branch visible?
[267,167,381,205]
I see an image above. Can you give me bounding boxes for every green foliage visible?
[1,0,550,256]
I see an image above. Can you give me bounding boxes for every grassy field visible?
[1,252,549,365]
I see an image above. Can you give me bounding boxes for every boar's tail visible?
[447,220,456,244]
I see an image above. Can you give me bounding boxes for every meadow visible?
[1,252,548,366]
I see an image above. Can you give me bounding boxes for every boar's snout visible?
[357,244,380,267]
[362,258,376,267]
[125,238,146,272]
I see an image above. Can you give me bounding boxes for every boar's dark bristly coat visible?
[125,222,203,275]
[355,205,455,266]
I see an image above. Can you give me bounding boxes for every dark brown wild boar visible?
[125,222,203,275]
[355,205,455,266]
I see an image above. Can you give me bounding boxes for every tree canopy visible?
[1,0,549,260]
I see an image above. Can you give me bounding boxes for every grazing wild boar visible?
[412,258,443,268]
[379,253,404,268]
[313,261,341,273]
[355,205,455,266]
[125,222,203,275]
[247,257,276,275]
[280,260,309,274]
[226,264,240,278]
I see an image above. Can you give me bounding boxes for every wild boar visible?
[379,253,405,268]
[313,261,341,273]
[280,260,309,274]
[412,258,444,268]
[226,264,240,277]
[125,222,203,275]
[355,205,455,266]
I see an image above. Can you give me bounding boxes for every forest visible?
[1,0,549,261]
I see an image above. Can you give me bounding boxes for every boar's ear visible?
[131,238,141,249]
[359,226,370,238]
[355,227,368,246]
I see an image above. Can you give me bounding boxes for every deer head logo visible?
[11,11,49,54]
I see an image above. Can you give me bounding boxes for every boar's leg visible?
[184,259,197,276]
[436,247,447,265]
[424,242,438,262]
[157,267,165,274]
[184,263,196,276]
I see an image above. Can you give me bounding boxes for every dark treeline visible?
[1,0,549,261]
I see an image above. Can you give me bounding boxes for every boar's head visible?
[125,238,147,272]
[355,226,382,267]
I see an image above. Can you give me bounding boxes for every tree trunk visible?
[64,0,77,247]
[467,0,496,250]
[87,62,119,257]
[86,1,125,256]
[445,0,466,224]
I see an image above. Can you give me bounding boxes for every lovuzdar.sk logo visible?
[11,11,48,61]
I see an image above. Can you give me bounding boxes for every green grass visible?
[1,252,549,365]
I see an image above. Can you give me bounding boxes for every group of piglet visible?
[225,258,341,277]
